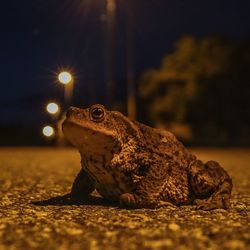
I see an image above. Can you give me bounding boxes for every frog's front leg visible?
[70,168,95,200]
[189,160,232,210]
[32,168,95,206]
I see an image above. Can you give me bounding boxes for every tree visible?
[139,35,233,125]
[138,35,248,144]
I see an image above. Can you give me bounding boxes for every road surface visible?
[0,148,249,250]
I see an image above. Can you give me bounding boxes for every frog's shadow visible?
[31,193,117,207]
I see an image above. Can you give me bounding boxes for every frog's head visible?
[62,104,139,157]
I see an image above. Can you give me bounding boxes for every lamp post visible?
[126,0,136,120]
[106,0,136,119]
[106,0,116,109]
[58,71,74,108]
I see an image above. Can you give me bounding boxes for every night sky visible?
[0,0,250,130]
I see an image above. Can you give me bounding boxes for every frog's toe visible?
[119,193,136,208]
[194,199,213,210]
[194,197,229,210]
[156,200,176,208]
[195,202,215,210]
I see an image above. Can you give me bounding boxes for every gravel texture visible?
[0,148,249,250]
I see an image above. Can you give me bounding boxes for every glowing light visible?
[58,71,72,85]
[42,126,55,137]
[46,102,59,114]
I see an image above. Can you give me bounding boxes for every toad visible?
[62,104,232,210]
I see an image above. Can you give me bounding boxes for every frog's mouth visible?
[62,119,121,155]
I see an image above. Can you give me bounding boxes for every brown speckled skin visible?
[62,104,232,210]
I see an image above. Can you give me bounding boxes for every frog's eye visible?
[90,107,105,122]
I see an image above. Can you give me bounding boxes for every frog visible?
[62,104,232,210]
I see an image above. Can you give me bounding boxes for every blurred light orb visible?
[46,102,59,114]
[42,126,55,137]
[58,71,72,84]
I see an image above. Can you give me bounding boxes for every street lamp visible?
[46,102,60,115]
[45,102,64,145]
[58,71,72,85]
[42,125,55,138]
[105,0,136,119]
[58,71,74,107]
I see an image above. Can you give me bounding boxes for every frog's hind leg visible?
[119,160,177,209]
[189,160,232,210]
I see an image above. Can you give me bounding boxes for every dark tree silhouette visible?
[139,36,250,145]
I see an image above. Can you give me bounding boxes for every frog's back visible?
[135,121,195,166]
[134,122,196,205]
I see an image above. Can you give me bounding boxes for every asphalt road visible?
[0,148,249,250]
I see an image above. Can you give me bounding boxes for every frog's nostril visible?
[66,107,77,117]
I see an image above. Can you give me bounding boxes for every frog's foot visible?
[155,200,177,209]
[189,160,232,210]
[194,191,231,210]
[119,193,137,208]
[119,193,157,208]
[194,198,217,210]
[194,196,228,210]
[119,193,167,209]
[193,180,232,210]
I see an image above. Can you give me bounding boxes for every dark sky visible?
[0,0,250,126]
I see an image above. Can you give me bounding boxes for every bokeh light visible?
[46,102,59,114]
[58,71,72,85]
[42,126,55,137]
